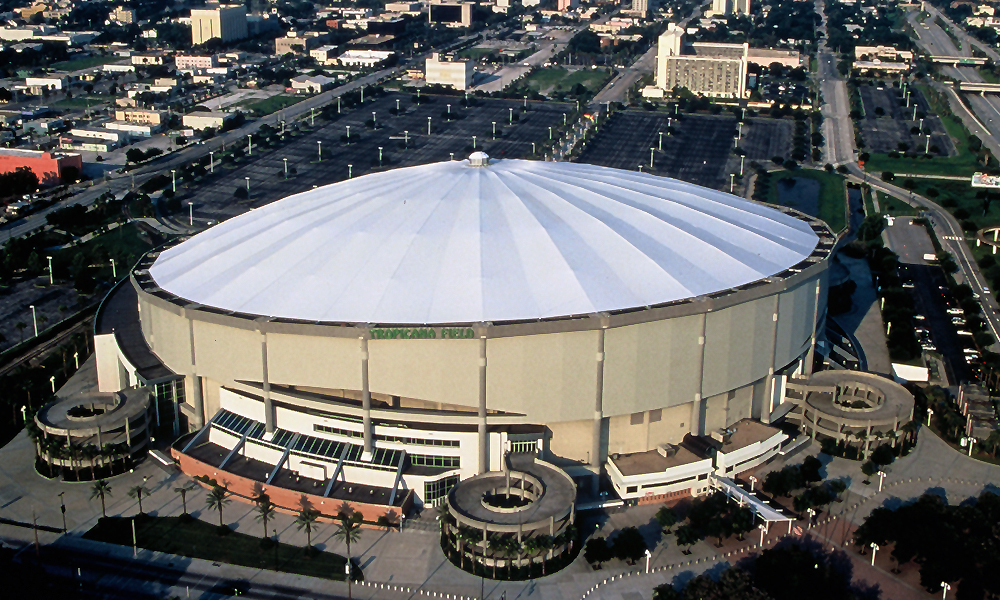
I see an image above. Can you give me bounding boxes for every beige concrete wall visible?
[370,339,479,410]
[148,303,192,372]
[95,333,124,392]
[546,419,593,464]
[487,330,598,422]
[775,278,820,368]
[603,315,701,417]
[702,296,776,398]
[647,403,694,447]
[703,391,728,433]
[193,320,261,383]
[268,333,362,391]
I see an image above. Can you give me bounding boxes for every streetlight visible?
[283,158,288,178]
[245,177,250,194]
[337,96,342,113]
[317,140,322,161]
[644,548,652,573]
[396,98,400,113]
[171,169,176,193]
[188,202,194,226]
[73,351,79,369]
[806,507,816,529]
[403,130,409,148]
[447,104,452,115]
[758,523,766,546]
[740,155,745,176]
[348,164,353,179]
[30,304,37,337]
[649,148,654,168]
[638,165,643,173]
[310,107,315,126]
[49,375,55,393]
[58,491,66,533]
[209,151,215,174]
[532,142,536,155]
[378,146,383,167]
[877,470,886,492]
[870,542,879,566]
[247,134,252,155]
[492,121,497,139]
[46,255,52,285]
[346,125,351,142]
[472,135,477,149]
[110,259,116,279]
[658,131,664,151]
[730,173,736,193]
[548,126,553,140]
[523,95,528,109]
[942,583,951,599]
[509,107,513,125]
[372,111,376,129]
[427,116,432,135]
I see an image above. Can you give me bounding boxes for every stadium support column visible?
[477,324,488,474]
[359,327,373,459]
[689,311,708,437]
[257,324,275,436]
[761,294,781,424]
[591,315,609,496]
[185,306,205,429]
[804,279,822,376]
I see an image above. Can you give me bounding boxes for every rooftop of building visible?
[0,147,78,159]
[719,418,783,452]
[611,439,709,476]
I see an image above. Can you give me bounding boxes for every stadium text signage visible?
[371,327,475,340]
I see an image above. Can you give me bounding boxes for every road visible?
[815,0,1000,354]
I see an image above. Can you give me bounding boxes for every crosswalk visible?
[942,235,963,241]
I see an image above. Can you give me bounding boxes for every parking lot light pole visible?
[310,107,315,126]
[209,151,214,173]
[171,169,176,193]
[372,111,376,129]
[509,107,513,125]
[492,122,496,139]
[427,116,432,135]
[50,376,55,393]
[877,470,886,492]
[658,131,664,151]
[318,140,322,161]
[30,305,37,337]
[942,583,951,599]
[245,177,250,194]
[472,135,477,149]
[870,543,879,566]
[378,147,383,167]
[730,173,735,193]
[248,134,253,155]
[348,164,353,179]
[283,158,288,178]
[523,95,527,109]
[447,104,451,115]
[404,130,409,148]
[549,126,553,140]
[188,202,193,226]
[649,148,654,168]
[346,125,351,142]
[740,155,745,176]
[748,475,757,491]
[532,142,536,154]
[46,255,53,285]
[110,259,116,279]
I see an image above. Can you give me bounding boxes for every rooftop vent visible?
[657,444,678,458]
[468,151,490,166]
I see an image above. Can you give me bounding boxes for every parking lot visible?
[172,93,572,225]
[575,111,794,191]
[857,84,957,156]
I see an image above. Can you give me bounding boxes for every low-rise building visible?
[425,52,474,90]
[338,49,395,67]
[289,74,336,93]
[175,54,220,70]
[132,54,168,66]
[110,6,136,24]
[428,0,473,27]
[25,75,69,93]
[105,121,159,136]
[747,48,801,69]
[182,111,234,131]
[0,148,82,186]
[854,45,913,63]
[310,45,339,65]
[274,31,327,56]
[114,108,167,126]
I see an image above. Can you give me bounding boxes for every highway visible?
[815,0,1000,351]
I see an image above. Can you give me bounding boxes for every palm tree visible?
[295,507,322,551]
[127,485,148,515]
[90,479,112,518]
[254,493,276,542]
[487,534,505,578]
[174,483,196,515]
[456,525,479,570]
[204,485,231,528]
[502,537,522,578]
[331,512,363,600]
[535,534,554,574]
[523,536,540,572]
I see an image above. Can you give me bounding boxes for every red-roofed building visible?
[0,148,82,187]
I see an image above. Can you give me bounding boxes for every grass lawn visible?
[863,84,982,177]
[236,94,307,116]
[52,55,127,71]
[52,95,113,109]
[84,515,350,580]
[51,223,157,280]
[521,68,610,96]
[766,168,847,232]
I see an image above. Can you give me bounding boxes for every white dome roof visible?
[148,158,820,324]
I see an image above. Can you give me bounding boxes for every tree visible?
[331,510,362,597]
[731,506,756,541]
[535,534,553,574]
[655,505,677,533]
[861,460,878,482]
[174,483,195,515]
[487,535,504,578]
[127,485,148,515]
[90,479,112,518]
[584,537,613,568]
[456,525,479,570]
[611,526,647,564]
[800,455,822,483]
[205,485,231,528]
[295,507,321,550]
[704,516,729,547]
[652,582,681,600]
[254,493,276,543]
[125,148,145,164]
[675,525,700,555]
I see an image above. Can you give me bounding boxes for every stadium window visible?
[424,475,459,506]
[510,440,537,454]
[630,412,644,425]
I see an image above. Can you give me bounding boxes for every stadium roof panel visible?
[148,157,820,324]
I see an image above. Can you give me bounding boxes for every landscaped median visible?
[83,515,352,581]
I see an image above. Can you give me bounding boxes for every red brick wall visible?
[171,448,411,528]
[0,151,82,187]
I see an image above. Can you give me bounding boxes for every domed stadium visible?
[92,153,835,522]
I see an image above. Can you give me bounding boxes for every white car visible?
[903,282,915,289]
[952,317,966,326]
[947,308,964,315]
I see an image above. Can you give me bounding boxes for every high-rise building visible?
[557,0,578,10]
[190,5,248,46]
[655,23,748,99]
[711,0,750,16]
[631,0,652,18]
[425,53,474,90]
[110,6,136,24]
